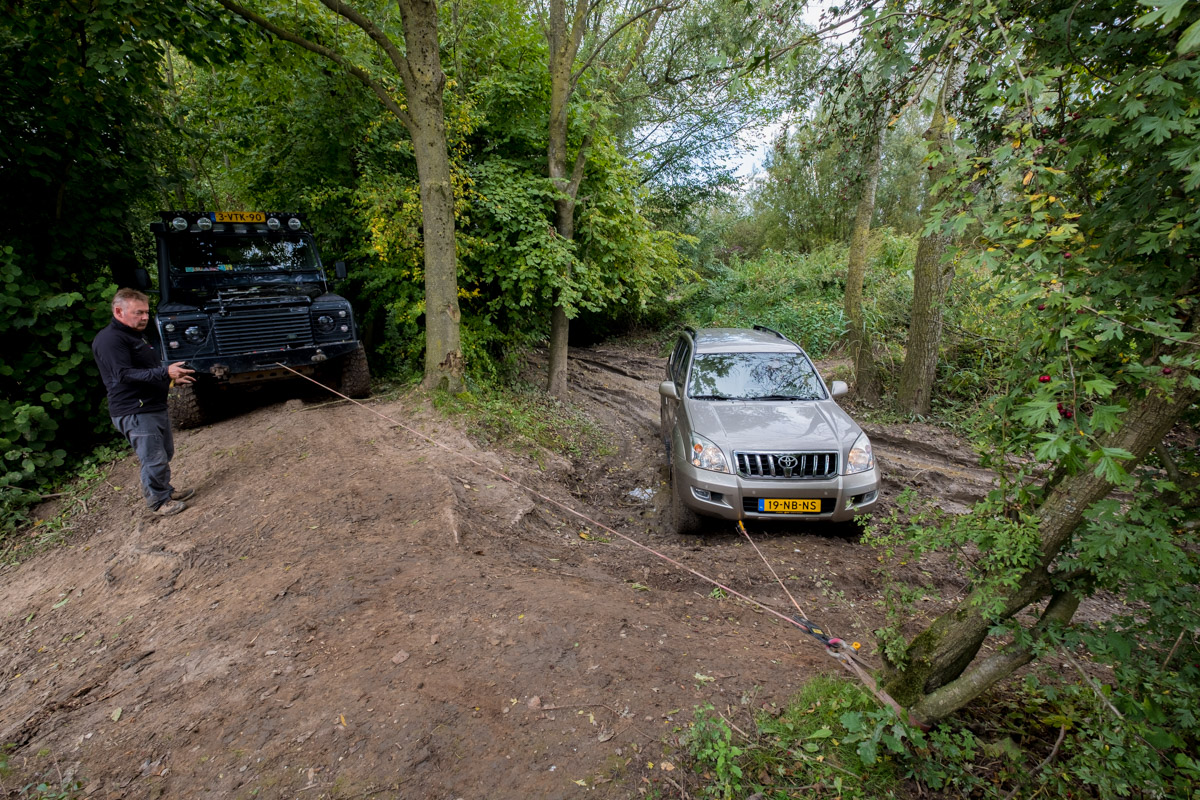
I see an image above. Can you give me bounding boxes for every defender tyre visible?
[169,382,211,429]
[337,344,371,398]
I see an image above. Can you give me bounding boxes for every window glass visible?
[687,352,825,400]
[167,234,319,273]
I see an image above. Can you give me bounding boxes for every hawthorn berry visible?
[1037,303,1046,311]
[1039,375,1052,383]
[1163,367,1173,375]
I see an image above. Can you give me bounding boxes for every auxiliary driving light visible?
[171,217,188,231]
[196,217,212,231]
[287,217,302,231]
[267,217,282,231]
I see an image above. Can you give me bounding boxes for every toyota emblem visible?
[778,454,798,476]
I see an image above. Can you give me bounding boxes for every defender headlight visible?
[184,325,205,344]
[315,314,335,332]
[845,433,874,474]
[689,432,729,473]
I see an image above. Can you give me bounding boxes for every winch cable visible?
[274,362,911,720]
[736,520,909,720]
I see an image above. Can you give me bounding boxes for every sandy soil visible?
[0,342,995,799]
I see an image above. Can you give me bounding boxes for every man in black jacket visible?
[92,288,197,516]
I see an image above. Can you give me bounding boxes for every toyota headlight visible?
[845,433,874,474]
[689,432,729,473]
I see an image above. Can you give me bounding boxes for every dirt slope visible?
[0,343,992,799]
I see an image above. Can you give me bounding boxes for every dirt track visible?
[0,343,993,799]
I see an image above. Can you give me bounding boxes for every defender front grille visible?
[735,452,838,479]
[213,307,313,352]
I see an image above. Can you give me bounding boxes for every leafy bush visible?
[679,231,918,359]
[0,246,116,533]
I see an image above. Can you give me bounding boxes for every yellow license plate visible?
[759,498,821,513]
[214,211,266,223]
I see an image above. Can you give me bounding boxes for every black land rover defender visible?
[147,210,370,428]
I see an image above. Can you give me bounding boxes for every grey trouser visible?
[112,410,176,510]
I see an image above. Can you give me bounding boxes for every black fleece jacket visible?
[91,318,170,416]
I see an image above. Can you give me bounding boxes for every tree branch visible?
[317,0,414,88]
[911,589,1080,724]
[571,1,676,84]
[213,0,413,129]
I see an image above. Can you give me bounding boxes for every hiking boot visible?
[153,500,188,517]
[171,488,195,502]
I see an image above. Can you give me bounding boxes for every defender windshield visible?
[166,234,319,274]
[688,352,826,401]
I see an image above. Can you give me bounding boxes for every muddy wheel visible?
[669,468,704,536]
[169,382,211,429]
[337,344,371,398]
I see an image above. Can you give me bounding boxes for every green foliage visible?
[0,0,239,526]
[681,232,919,360]
[1,441,126,565]
[681,706,746,799]
[746,112,930,257]
[677,672,1200,798]
[676,680,998,798]
[433,384,615,462]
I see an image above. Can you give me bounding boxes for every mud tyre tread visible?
[169,383,209,430]
[338,344,372,398]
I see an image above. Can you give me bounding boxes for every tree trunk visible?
[897,73,956,414]
[884,375,1200,724]
[544,0,586,399]
[214,0,464,391]
[844,125,885,404]
[399,0,463,392]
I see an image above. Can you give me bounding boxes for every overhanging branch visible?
[213,0,413,130]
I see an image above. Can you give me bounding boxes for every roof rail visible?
[753,324,786,339]
[753,325,803,350]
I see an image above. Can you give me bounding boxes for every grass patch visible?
[434,384,616,461]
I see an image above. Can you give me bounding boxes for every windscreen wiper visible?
[690,394,732,400]
[751,394,819,401]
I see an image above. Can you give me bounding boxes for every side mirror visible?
[658,380,680,400]
[830,380,849,398]
[133,268,152,291]
[334,260,347,280]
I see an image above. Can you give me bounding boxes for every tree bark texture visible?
[544,0,587,399]
[884,374,1199,722]
[844,126,885,404]
[399,0,463,392]
[897,73,957,415]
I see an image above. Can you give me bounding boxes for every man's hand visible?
[168,362,196,385]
